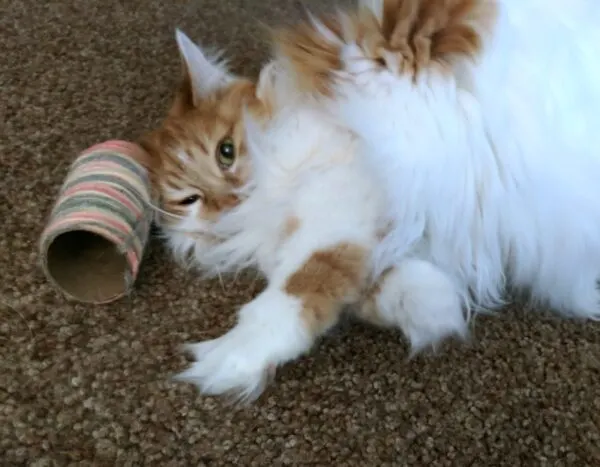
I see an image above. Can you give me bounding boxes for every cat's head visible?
[140,30,275,267]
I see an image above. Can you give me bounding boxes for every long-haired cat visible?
[149,0,600,402]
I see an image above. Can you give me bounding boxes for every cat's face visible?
[141,30,271,265]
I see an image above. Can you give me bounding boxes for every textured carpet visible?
[1,0,599,465]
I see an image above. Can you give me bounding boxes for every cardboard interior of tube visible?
[44,230,130,304]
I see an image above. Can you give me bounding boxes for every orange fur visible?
[283,215,301,238]
[274,0,496,94]
[139,72,269,226]
[285,242,367,332]
[274,16,344,96]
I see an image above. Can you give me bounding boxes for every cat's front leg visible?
[176,242,367,402]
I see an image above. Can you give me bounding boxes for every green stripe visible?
[71,151,149,182]
[60,174,148,209]
[51,184,145,221]
[53,195,142,233]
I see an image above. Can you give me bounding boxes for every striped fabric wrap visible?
[40,140,153,289]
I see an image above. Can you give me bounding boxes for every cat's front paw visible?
[176,290,313,403]
[175,331,276,403]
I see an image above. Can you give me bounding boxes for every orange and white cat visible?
[145,0,600,402]
[142,30,394,401]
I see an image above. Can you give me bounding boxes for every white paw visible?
[175,289,312,403]
[175,330,276,403]
[374,259,468,353]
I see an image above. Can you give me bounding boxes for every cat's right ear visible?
[170,29,233,115]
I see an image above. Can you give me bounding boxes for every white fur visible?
[176,102,385,399]
[372,259,468,353]
[316,0,600,348]
[176,288,311,403]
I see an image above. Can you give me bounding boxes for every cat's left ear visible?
[174,29,233,107]
[255,60,300,112]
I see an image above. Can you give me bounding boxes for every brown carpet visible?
[1,0,599,465]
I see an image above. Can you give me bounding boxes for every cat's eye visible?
[217,137,236,168]
[179,194,201,206]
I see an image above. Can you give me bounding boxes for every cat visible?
[147,0,600,403]
[170,73,388,403]
[142,30,456,401]
[141,30,411,402]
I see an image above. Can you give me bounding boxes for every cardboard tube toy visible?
[39,140,153,304]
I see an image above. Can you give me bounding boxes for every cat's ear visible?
[255,61,280,111]
[171,29,232,113]
[242,107,266,164]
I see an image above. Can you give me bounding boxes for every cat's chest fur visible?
[199,106,385,278]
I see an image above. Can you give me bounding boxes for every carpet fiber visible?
[1,0,599,465]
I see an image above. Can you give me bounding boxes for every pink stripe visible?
[45,219,122,245]
[55,211,132,237]
[75,161,128,173]
[127,250,139,275]
[60,183,142,215]
[82,140,145,160]
[84,140,135,153]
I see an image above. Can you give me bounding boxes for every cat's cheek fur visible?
[165,230,212,269]
[160,204,215,269]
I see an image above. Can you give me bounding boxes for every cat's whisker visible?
[154,223,222,238]
[216,268,226,292]
[232,268,242,286]
[146,201,186,220]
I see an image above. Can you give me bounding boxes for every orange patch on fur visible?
[283,216,301,238]
[378,0,495,72]
[274,0,496,94]
[285,242,367,332]
[274,17,343,96]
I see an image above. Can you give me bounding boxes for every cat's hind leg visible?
[509,213,600,321]
[355,258,469,354]
[526,258,600,321]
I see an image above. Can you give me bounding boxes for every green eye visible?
[217,137,236,168]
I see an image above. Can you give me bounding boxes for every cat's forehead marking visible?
[177,149,192,164]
